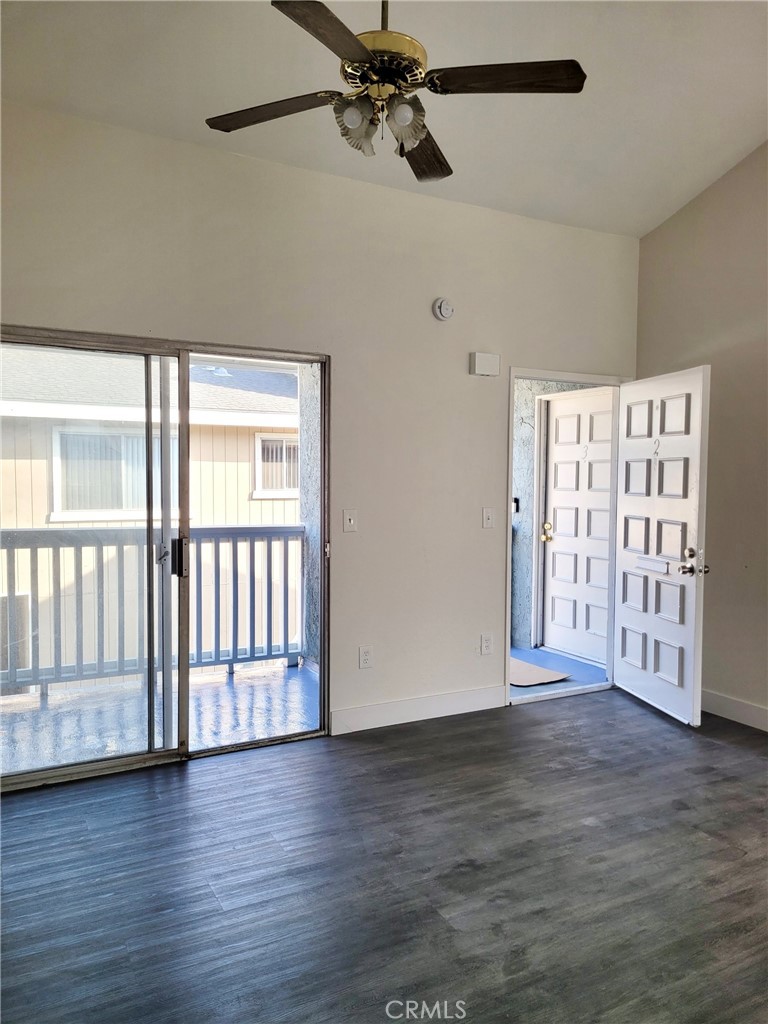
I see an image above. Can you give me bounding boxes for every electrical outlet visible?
[359,645,373,669]
[480,633,493,656]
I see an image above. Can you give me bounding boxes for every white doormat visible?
[509,657,569,687]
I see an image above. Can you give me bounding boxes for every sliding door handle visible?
[171,537,189,578]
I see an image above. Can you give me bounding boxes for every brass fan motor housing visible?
[341,30,428,92]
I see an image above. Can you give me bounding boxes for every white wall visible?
[1,101,639,731]
[638,144,768,731]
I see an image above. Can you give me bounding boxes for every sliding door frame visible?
[1,323,331,790]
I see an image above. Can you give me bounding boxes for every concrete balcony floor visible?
[0,661,320,776]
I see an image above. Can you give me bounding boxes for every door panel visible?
[0,344,180,775]
[187,353,321,752]
[542,387,617,664]
[613,366,710,725]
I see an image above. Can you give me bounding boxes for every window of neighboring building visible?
[54,429,179,516]
[253,435,299,498]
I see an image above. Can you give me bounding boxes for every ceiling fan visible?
[205,1,586,182]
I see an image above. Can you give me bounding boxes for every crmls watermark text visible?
[385,1000,467,1020]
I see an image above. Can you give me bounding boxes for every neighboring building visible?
[1,347,300,530]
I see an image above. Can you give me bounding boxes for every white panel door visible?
[542,387,617,663]
[613,366,710,725]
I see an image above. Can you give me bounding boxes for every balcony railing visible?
[0,525,304,695]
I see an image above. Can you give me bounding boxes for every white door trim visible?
[506,367,631,692]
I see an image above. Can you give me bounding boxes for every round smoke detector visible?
[432,298,454,321]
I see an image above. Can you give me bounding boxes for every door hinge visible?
[324,542,331,558]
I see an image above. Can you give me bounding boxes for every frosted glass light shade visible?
[342,106,365,129]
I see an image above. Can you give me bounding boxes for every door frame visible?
[505,366,630,692]
[0,323,331,790]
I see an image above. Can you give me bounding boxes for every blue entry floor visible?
[1,661,320,776]
[510,646,611,705]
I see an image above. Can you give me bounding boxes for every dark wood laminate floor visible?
[2,689,766,1024]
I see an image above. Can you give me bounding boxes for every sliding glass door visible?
[186,353,321,751]
[0,344,181,775]
[1,335,327,782]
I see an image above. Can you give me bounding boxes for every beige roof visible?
[0,345,298,415]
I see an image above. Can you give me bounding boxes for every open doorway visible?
[507,364,712,726]
[508,368,624,706]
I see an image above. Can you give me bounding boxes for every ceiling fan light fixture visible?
[342,105,365,129]
[393,103,414,127]
[333,95,377,156]
[386,94,427,156]
[207,1,586,184]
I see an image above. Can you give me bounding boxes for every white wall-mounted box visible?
[469,352,501,376]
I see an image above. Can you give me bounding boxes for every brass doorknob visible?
[541,533,553,543]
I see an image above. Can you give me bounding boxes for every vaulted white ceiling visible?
[2,1,766,236]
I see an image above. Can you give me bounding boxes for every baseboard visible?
[702,689,768,732]
[330,685,506,736]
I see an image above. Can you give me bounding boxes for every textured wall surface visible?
[1,101,638,724]
[638,143,767,718]
[511,378,594,648]
[299,363,322,666]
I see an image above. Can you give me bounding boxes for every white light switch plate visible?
[482,507,496,529]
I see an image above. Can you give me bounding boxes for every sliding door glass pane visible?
[188,353,320,751]
[0,343,178,774]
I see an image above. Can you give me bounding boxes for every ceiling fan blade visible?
[404,128,453,182]
[271,1,376,63]
[425,60,586,95]
[206,91,341,132]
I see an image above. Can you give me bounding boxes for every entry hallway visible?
[2,690,766,1024]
